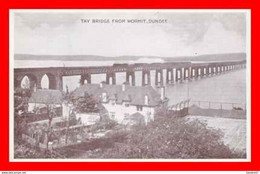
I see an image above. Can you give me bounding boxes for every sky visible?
[13,10,248,57]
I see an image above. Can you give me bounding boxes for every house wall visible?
[75,113,100,125]
[28,103,61,112]
[62,103,74,118]
[102,101,155,124]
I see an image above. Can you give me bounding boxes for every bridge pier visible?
[48,74,58,89]
[221,66,224,73]
[80,74,91,85]
[184,68,190,80]
[218,65,221,75]
[155,69,163,87]
[57,75,63,91]
[197,67,202,78]
[205,67,209,76]
[191,67,197,79]
[213,66,217,74]
[201,67,205,77]
[203,67,206,77]
[217,66,220,74]
[175,68,183,82]
[206,66,210,76]
[106,72,116,85]
[166,68,174,84]
[142,70,151,86]
[126,71,135,86]
[33,76,41,90]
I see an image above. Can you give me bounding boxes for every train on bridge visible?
[14,59,247,91]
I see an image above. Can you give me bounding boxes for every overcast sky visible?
[13,10,248,57]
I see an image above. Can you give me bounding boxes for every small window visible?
[137,106,143,111]
[125,102,130,107]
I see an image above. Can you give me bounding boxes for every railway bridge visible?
[14,60,246,91]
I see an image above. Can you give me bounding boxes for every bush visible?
[90,119,117,132]
[14,140,65,159]
[101,116,244,159]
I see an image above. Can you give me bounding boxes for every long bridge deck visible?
[14,59,246,91]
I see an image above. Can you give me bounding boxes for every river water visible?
[15,60,247,108]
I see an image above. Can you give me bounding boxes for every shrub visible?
[101,116,244,159]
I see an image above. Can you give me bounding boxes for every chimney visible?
[144,95,149,105]
[160,86,165,101]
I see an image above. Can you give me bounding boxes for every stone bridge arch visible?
[14,73,38,90]
[40,73,57,89]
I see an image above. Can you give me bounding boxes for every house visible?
[28,89,63,113]
[72,82,168,124]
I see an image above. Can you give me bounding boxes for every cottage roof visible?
[29,89,63,104]
[71,83,166,107]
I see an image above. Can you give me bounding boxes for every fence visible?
[189,100,247,119]
[167,99,190,117]
[22,124,85,150]
[190,100,246,110]
[25,110,62,123]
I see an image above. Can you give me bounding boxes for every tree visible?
[14,88,30,140]
[65,108,77,144]
[40,91,61,151]
[74,92,99,113]
[63,92,79,144]
[45,104,57,150]
[101,116,244,159]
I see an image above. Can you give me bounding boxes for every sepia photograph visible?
[9,9,251,161]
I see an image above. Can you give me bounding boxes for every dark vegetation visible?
[56,115,245,159]
[14,88,245,159]
[73,92,99,113]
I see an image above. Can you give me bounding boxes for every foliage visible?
[101,116,244,159]
[14,87,31,98]
[73,92,99,113]
[14,139,65,159]
[90,117,118,132]
[14,88,31,139]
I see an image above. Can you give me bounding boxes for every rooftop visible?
[72,83,167,107]
[29,89,63,104]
